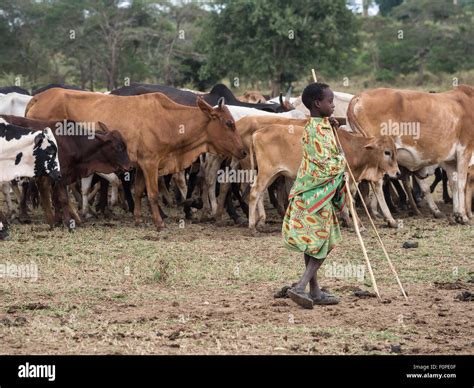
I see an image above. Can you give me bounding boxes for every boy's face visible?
[314,88,335,117]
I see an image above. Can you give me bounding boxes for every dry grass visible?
[0,186,472,355]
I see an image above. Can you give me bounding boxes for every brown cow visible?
[248,124,400,231]
[25,89,246,230]
[348,85,474,225]
[1,115,132,228]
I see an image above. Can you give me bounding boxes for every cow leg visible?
[1,183,14,217]
[173,171,187,203]
[0,210,9,240]
[465,179,472,219]
[81,175,94,219]
[159,176,175,207]
[382,179,396,213]
[430,167,443,193]
[275,176,287,218]
[53,183,73,229]
[141,163,164,230]
[11,180,22,205]
[120,171,135,213]
[392,179,408,210]
[133,168,146,225]
[442,169,452,204]
[234,183,249,218]
[215,181,231,221]
[109,175,119,207]
[95,178,110,216]
[37,177,55,228]
[200,155,224,220]
[67,186,82,225]
[414,176,444,219]
[402,176,422,216]
[365,181,382,219]
[249,172,272,232]
[267,181,279,211]
[452,155,470,224]
[372,179,398,228]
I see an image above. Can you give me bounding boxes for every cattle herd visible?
[0,82,473,240]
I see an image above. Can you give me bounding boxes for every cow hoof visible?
[434,211,445,219]
[200,215,215,223]
[387,220,399,229]
[454,214,469,225]
[233,217,247,226]
[249,227,260,236]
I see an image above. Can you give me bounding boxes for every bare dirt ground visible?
[0,187,472,355]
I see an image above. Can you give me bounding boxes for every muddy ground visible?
[0,187,472,355]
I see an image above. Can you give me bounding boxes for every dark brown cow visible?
[1,115,131,229]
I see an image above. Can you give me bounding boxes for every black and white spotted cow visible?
[0,118,61,183]
[0,210,8,240]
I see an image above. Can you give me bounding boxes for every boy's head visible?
[301,82,335,117]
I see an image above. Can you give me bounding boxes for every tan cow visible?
[212,116,308,221]
[25,89,246,230]
[248,125,400,231]
[238,91,267,104]
[348,85,474,225]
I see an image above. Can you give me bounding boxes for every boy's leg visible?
[305,253,340,305]
[305,253,323,300]
[287,253,324,309]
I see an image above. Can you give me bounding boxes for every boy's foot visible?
[287,288,313,309]
[311,291,340,305]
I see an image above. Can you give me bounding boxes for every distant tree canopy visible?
[0,0,472,94]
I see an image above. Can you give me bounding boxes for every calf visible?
[1,115,131,228]
[248,125,400,231]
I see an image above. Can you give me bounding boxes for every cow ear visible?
[197,97,215,118]
[34,132,45,147]
[363,138,377,150]
[97,121,109,132]
[95,132,107,142]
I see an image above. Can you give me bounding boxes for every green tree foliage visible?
[0,0,472,92]
[199,0,359,96]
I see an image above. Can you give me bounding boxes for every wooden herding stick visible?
[311,69,408,301]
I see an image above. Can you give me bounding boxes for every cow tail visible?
[347,95,367,136]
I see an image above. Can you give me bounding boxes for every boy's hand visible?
[329,117,340,129]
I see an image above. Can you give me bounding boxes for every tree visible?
[199,0,358,96]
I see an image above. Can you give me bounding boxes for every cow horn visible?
[285,86,292,102]
[218,97,225,109]
[279,93,284,106]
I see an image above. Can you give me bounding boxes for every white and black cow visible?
[0,118,61,182]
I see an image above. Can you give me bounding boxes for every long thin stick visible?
[337,127,407,301]
[369,182,408,300]
[311,69,381,300]
[309,68,408,300]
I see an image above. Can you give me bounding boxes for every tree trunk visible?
[270,78,281,98]
[363,0,370,17]
[89,59,94,91]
